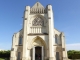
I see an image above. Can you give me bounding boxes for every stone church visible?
[10,2,67,60]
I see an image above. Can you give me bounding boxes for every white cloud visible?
[66,43,80,50]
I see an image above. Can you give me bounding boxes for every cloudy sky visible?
[0,0,80,50]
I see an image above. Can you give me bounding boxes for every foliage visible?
[67,50,80,59]
[0,50,80,59]
[0,50,10,59]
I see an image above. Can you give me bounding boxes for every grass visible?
[0,58,4,60]
[0,58,9,60]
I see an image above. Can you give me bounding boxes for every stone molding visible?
[28,33,48,35]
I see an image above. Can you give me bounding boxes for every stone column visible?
[47,5,55,60]
[42,46,44,60]
[22,6,30,60]
[61,32,68,60]
[33,47,35,60]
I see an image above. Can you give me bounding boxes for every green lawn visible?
[0,58,4,60]
[0,58,10,60]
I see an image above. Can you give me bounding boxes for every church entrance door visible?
[32,46,44,60]
[35,46,42,60]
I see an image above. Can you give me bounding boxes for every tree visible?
[67,50,80,59]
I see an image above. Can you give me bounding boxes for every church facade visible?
[10,2,67,60]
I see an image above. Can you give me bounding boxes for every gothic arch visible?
[28,36,47,49]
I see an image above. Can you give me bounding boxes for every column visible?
[22,6,30,60]
[42,46,44,60]
[33,47,35,60]
[47,5,55,60]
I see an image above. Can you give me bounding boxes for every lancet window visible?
[55,34,58,44]
[19,36,22,45]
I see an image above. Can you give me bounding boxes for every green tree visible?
[67,50,80,59]
[0,50,10,59]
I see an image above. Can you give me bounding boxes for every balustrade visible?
[30,27,46,34]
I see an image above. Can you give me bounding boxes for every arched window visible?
[32,17,44,26]
[55,34,58,44]
[19,37,22,45]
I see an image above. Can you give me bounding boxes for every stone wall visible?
[68,59,80,60]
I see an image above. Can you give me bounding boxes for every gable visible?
[31,2,44,9]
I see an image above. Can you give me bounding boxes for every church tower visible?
[10,2,67,60]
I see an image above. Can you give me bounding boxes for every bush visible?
[0,50,10,59]
[67,50,80,59]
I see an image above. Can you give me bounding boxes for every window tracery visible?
[32,17,44,26]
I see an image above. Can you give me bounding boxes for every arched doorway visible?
[30,36,47,60]
[32,46,44,60]
[35,46,42,60]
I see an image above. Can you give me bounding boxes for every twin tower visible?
[10,2,67,60]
